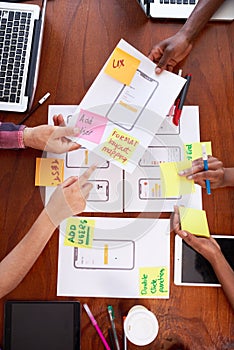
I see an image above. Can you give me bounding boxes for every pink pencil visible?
[83,303,111,350]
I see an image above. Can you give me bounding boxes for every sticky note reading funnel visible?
[179,206,210,237]
[104,47,140,85]
[160,160,195,197]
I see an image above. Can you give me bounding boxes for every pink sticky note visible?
[75,109,107,144]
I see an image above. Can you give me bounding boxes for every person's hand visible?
[46,165,96,227]
[173,206,221,263]
[148,31,193,74]
[23,114,80,153]
[178,156,225,189]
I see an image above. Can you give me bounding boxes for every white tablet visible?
[174,235,234,287]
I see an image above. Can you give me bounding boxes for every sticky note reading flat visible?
[179,206,210,237]
[35,158,64,186]
[101,128,139,165]
[139,267,169,297]
[75,109,108,144]
[104,47,140,85]
[160,160,195,197]
[184,141,212,161]
[64,217,95,248]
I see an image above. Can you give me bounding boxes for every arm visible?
[178,156,234,188]
[0,114,80,153]
[173,206,234,310]
[0,166,95,298]
[148,0,224,73]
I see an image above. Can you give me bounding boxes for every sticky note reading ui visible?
[139,267,169,297]
[104,47,140,85]
[35,158,64,186]
[160,160,195,197]
[179,206,210,237]
[74,109,108,144]
[184,141,212,161]
[64,217,95,248]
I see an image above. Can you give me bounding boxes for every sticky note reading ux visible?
[160,160,195,197]
[104,47,140,85]
[184,141,212,161]
[35,158,64,186]
[139,267,169,297]
[101,128,139,165]
[179,206,210,237]
[64,217,95,248]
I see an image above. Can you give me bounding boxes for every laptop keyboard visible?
[0,10,32,104]
[159,0,197,4]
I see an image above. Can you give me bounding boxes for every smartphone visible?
[106,69,159,131]
[174,235,234,286]
[139,146,181,167]
[87,180,109,202]
[139,178,180,200]
[66,147,109,169]
[74,239,135,270]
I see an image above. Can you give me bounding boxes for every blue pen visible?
[202,144,211,195]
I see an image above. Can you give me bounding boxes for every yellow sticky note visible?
[101,128,139,165]
[139,267,169,297]
[179,206,210,237]
[64,217,95,248]
[184,141,212,161]
[160,160,195,197]
[35,158,64,186]
[104,47,140,85]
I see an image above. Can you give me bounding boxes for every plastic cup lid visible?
[124,309,159,346]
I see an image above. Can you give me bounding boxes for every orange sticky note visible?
[35,158,64,186]
[104,47,140,85]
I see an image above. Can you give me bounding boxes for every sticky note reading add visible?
[160,160,195,197]
[139,267,169,298]
[179,206,210,237]
[64,217,95,248]
[104,47,140,85]
[184,141,212,161]
[35,158,64,187]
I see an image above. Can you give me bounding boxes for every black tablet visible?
[174,235,234,286]
[3,301,80,350]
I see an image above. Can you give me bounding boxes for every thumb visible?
[52,126,80,139]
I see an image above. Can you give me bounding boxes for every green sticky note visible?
[179,206,210,237]
[160,160,195,197]
[139,267,169,297]
[64,218,95,248]
[184,141,212,161]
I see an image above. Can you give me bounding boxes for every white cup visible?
[124,305,159,346]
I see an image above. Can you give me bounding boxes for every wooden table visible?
[0,1,233,349]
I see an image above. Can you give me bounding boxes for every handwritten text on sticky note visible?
[75,109,108,144]
[64,217,95,248]
[104,47,140,85]
[101,128,139,165]
[35,158,64,187]
[139,267,169,297]
[179,206,210,237]
[184,141,212,161]
[160,160,195,197]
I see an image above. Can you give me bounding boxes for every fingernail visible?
[178,171,184,176]
[155,67,161,74]
[181,231,188,237]
[187,175,193,180]
[74,127,80,135]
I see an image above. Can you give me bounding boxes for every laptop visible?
[137,0,234,21]
[0,0,47,112]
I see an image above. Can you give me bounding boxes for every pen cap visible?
[124,305,159,346]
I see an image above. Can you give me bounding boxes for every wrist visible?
[23,127,33,148]
[223,168,234,187]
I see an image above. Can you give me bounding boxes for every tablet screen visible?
[174,235,234,286]
[4,301,80,350]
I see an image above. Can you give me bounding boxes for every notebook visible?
[137,0,234,21]
[0,0,47,113]
[3,301,81,350]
